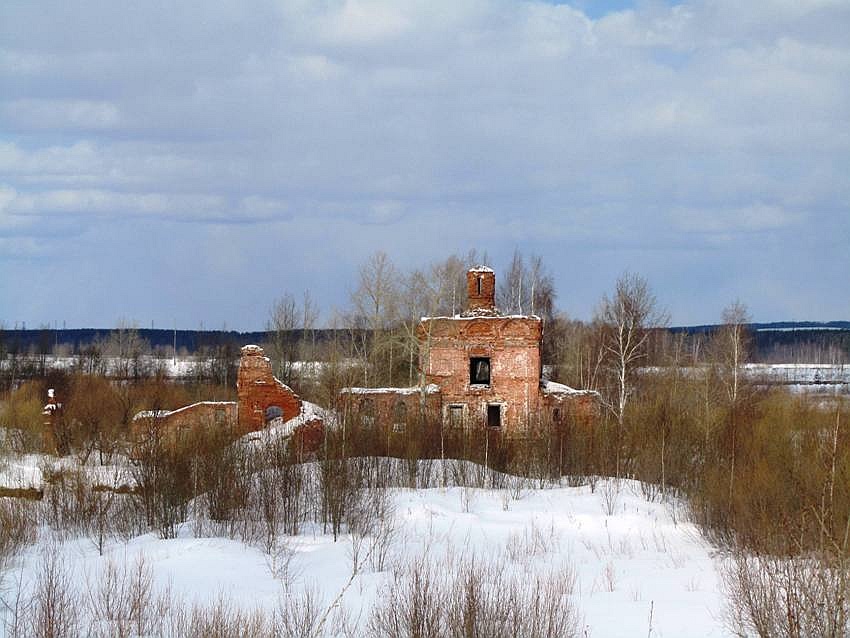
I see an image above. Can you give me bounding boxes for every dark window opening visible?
[469,357,491,385]
[552,408,562,424]
[476,276,482,296]
[487,404,502,428]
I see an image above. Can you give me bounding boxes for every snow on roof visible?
[420,313,540,322]
[241,344,264,354]
[242,400,333,445]
[132,401,235,421]
[272,376,296,392]
[469,265,494,273]
[133,410,173,421]
[340,384,441,396]
[540,380,599,397]
[165,401,235,417]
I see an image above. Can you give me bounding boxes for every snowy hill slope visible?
[2,470,729,637]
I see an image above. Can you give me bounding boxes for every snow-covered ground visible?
[743,362,850,385]
[0,465,729,637]
[641,363,850,392]
[0,355,337,380]
[0,452,133,492]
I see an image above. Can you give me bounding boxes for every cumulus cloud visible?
[0,0,848,327]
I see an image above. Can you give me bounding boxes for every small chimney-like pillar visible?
[466,267,496,314]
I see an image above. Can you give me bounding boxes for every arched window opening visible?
[265,405,285,427]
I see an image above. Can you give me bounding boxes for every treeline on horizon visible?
[2,322,849,364]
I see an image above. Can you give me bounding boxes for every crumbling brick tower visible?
[466,266,498,315]
[417,267,543,432]
[236,345,302,435]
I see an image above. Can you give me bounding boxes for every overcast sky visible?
[1,0,848,330]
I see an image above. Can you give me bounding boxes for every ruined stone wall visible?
[130,401,237,448]
[466,268,496,314]
[160,402,237,432]
[338,388,441,434]
[418,316,542,432]
[541,393,600,426]
[237,345,302,435]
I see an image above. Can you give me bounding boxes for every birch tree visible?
[711,300,751,501]
[596,273,666,478]
[267,293,299,385]
[350,251,400,386]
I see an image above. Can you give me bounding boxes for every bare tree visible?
[715,301,751,407]
[107,319,150,380]
[496,251,555,318]
[499,249,525,314]
[298,289,320,379]
[710,300,751,501]
[268,293,299,386]
[65,374,122,464]
[596,273,667,478]
[29,543,79,638]
[349,251,401,386]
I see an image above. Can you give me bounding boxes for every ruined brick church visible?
[128,266,596,447]
[340,267,597,433]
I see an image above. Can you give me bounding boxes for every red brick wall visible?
[162,402,237,432]
[338,390,441,433]
[237,345,302,435]
[130,401,237,446]
[418,316,542,432]
[541,393,600,426]
[466,269,496,313]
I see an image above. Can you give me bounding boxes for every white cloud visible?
[3,99,121,130]
[6,189,228,220]
[321,0,412,45]
[671,204,803,234]
[0,0,848,325]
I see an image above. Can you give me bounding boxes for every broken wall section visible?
[236,344,303,436]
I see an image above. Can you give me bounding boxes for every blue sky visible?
[1,0,849,330]
[554,0,684,19]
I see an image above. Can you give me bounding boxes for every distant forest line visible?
[2,321,849,364]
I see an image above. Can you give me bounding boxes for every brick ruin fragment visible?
[237,344,303,434]
[341,267,598,434]
[132,345,322,452]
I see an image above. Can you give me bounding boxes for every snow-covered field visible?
[0,460,729,637]
[5,354,849,388]
[641,363,850,393]
[0,355,333,380]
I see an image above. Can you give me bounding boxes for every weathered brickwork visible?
[338,387,442,433]
[418,316,543,430]
[133,345,320,450]
[159,402,236,432]
[540,387,600,426]
[466,267,497,315]
[237,344,302,435]
[344,267,598,435]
